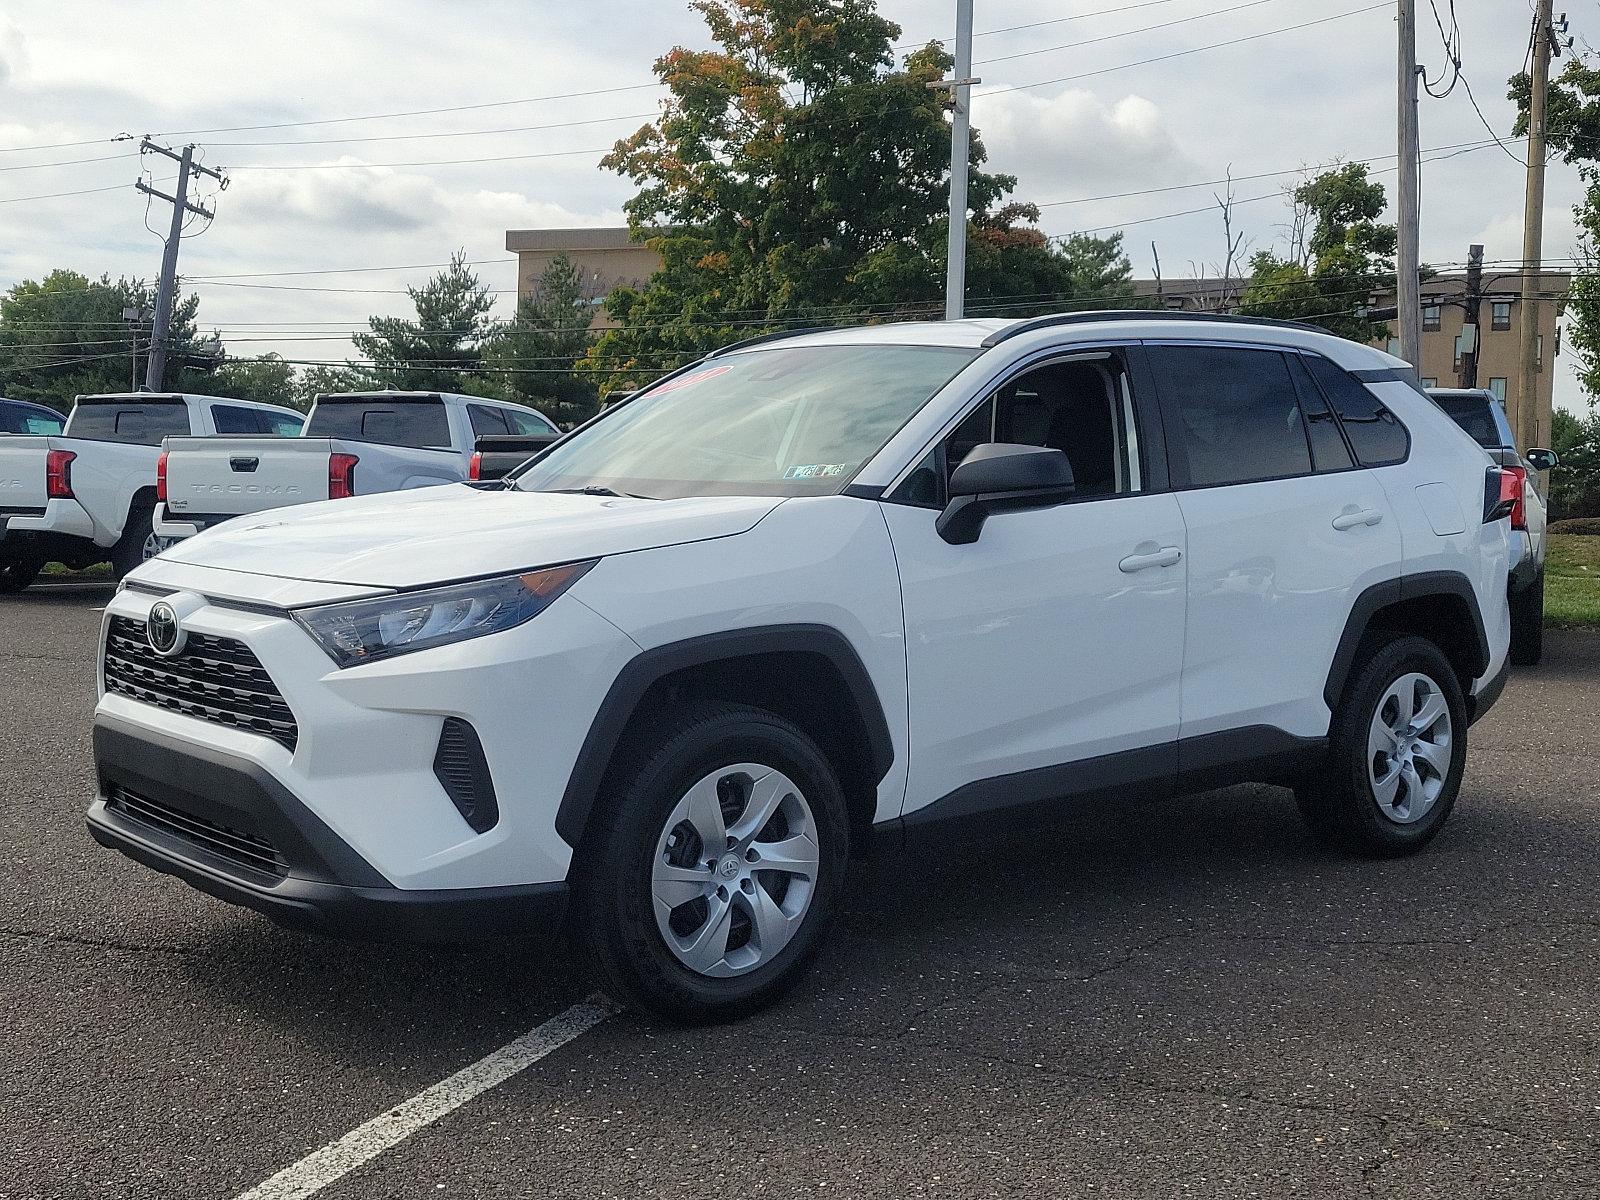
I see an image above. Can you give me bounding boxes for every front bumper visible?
[87,714,567,942]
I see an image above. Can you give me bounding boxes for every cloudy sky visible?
[0,0,1586,408]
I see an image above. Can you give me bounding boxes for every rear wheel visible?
[110,503,172,579]
[573,702,849,1024]
[1509,573,1545,667]
[0,551,43,593]
[1296,634,1468,857]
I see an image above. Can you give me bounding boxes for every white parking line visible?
[233,998,614,1200]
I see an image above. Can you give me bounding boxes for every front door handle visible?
[1119,546,1182,573]
[1332,507,1383,531]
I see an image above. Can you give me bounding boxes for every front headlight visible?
[292,561,595,668]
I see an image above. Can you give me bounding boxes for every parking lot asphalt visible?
[4,579,1600,1199]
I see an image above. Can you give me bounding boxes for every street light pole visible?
[1396,0,1422,368]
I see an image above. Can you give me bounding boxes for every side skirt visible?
[875,726,1328,849]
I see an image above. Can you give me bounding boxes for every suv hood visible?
[158,484,782,589]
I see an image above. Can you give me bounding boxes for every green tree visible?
[0,270,206,410]
[1549,406,1600,520]
[1237,164,1397,342]
[584,0,1123,389]
[293,364,382,410]
[353,250,497,395]
[485,254,599,427]
[205,354,300,410]
[1510,58,1600,403]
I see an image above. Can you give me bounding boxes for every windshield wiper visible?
[545,485,657,500]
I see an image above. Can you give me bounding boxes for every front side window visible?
[263,412,305,437]
[1303,356,1410,467]
[307,397,452,449]
[67,399,190,445]
[505,408,558,436]
[894,352,1142,508]
[514,344,978,500]
[1148,346,1312,488]
[1,404,64,435]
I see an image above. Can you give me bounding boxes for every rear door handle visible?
[1119,546,1182,573]
[1332,508,1383,531]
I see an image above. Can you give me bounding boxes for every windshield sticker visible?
[649,365,732,394]
[783,463,851,480]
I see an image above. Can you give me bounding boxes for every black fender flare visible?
[554,624,895,849]
[1323,570,1491,708]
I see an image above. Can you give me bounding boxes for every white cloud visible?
[974,88,1197,200]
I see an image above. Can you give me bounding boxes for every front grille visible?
[108,784,288,878]
[103,615,299,752]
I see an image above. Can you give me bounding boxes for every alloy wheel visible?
[1367,671,1453,825]
[651,763,820,978]
[141,531,175,562]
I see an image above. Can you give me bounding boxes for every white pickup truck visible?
[154,391,558,540]
[0,392,303,592]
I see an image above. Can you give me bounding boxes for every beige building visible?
[507,225,1567,446]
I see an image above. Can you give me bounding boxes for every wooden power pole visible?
[136,140,226,392]
[1396,0,1422,367]
[1517,0,1555,451]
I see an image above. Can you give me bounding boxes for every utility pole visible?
[930,0,978,321]
[1517,0,1555,453]
[1396,0,1422,368]
[1461,243,1483,388]
[136,139,226,392]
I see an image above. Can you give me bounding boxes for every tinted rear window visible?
[0,403,64,435]
[1148,346,1313,488]
[1431,394,1507,450]
[306,398,451,449]
[1305,357,1410,466]
[68,400,190,445]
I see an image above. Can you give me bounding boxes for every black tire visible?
[109,502,158,580]
[572,701,850,1024]
[1296,633,1469,857]
[1509,573,1545,667]
[0,551,43,594]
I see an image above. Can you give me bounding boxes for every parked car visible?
[0,397,66,436]
[89,313,1513,1023]
[154,391,558,539]
[0,392,302,592]
[1427,387,1558,666]
[469,432,563,482]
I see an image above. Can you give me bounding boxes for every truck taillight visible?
[1505,465,1529,530]
[45,449,76,500]
[156,450,168,502]
[328,453,359,500]
[469,451,483,481]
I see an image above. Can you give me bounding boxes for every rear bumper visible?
[1,497,96,542]
[151,503,201,538]
[86,715,567,943]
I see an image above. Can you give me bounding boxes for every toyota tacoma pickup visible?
[154,391,558,539]
[0,392,302,592]
[89,313,1512,1024]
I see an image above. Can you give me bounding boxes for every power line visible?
[978,3,1391,96]
[973,0,1293,67]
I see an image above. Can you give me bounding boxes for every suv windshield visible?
[514,344,978,499]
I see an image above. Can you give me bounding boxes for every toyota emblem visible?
[146,602,185,658]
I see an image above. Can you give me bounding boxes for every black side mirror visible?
[936,443,1077,545]
[1527,447,1559,472]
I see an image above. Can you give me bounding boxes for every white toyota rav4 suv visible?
[88,313,1514,1023]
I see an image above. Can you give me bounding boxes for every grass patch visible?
[1546,534,1600,629]
[40,562,110,578]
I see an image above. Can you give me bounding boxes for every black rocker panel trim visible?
[1323,571,1490,709]
[554,624,895,849]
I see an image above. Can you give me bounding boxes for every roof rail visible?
[978,309,1329,349]
[707,326,835,357]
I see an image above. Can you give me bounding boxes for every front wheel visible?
[573,702,850,1024]
[1296,634,1468,857]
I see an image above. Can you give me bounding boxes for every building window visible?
[1492,302,1512,331]
[1423,305,1441,332]
[1488,378,1508,401]
[1421,377,1438,388]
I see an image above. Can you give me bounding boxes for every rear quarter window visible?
[67,400,190,445]
[306,398,451,449]
[1305,357,1410,466]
